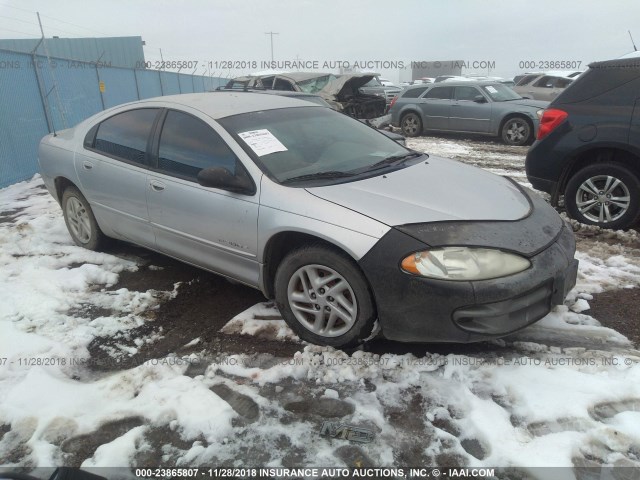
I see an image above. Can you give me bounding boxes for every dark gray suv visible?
[525,58,640,230]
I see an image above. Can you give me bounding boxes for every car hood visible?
[318,74,377,100]
[509,98,549,109]
[307,156,532,226]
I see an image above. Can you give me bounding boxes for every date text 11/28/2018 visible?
[134,467,496,478]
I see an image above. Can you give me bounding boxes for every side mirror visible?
[197,166,255,194]
[474,95,487,103]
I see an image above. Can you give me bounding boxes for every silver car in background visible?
[389,81,549,145]
[39,93,577,348]
[513,74,574,101]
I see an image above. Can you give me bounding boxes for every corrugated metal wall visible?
[0,48,226,189]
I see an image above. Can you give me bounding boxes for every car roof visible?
[276,72,335,81]
[419,80,502,87]
[589,57,640,69]
[127,92,320,119]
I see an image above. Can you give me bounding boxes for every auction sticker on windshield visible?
[485,85,498,94]
[238,129,288,156]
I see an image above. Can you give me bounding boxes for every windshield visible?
[219,107,412,185]
[481,83,522,101]
[296,75,336,93]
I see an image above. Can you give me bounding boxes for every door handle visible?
[82,161,93,170]
[150,180,165,192]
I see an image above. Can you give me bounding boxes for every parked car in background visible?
[514,71,581,86]
[378,77,398,87]
[526,57,640,230]
[39,92,578,348]
[435,75,473,83]
[224,72,386,120]
[390,81,548,145]
[357,75,402,106]
[514,74,574,101]
[413,77,435,84]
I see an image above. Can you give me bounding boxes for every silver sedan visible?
[39,92,577,348]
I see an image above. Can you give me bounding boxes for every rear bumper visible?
[526,175,558,196]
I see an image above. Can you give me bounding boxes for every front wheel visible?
[400,112,422,137]
[501,116,532,146]
[564,162,640,230]
[274,245,377,348]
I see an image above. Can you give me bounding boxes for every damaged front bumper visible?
[358,189,579,343]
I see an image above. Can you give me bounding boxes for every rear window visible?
[556,65,640,104]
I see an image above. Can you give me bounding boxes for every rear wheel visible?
[400,112,422,137]
[564,162,640,230]
[274,245,376,348]
[501,116,532,146]
[62,186,105,250]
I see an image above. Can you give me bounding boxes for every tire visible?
[400,112,422,137]
[274,245,377,348]
[61,186,105,250]
[564,162,640,230]
[501,116,532,146]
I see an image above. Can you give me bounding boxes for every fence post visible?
[95,64,105,110]
[133,69,141,100]
[30,53,53,133]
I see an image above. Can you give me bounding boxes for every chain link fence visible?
[0,48,226,188]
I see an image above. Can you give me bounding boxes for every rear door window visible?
[91,108,159,165]
[424,86,453,99]
[402,87,428,98]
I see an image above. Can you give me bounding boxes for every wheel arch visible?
[558,145,640,197]
[261,230,371,299]
[399,107,423,123]
[54,176,81,203]
[498,112,534,137]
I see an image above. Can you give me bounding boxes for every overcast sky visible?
[1,0,638,81]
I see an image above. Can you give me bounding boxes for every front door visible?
[146,109,261,287]
[449,85,491,133]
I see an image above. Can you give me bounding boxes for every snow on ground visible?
[1,136,640,475]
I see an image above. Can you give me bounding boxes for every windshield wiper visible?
[281,170,356,184]
[365,151,424,171]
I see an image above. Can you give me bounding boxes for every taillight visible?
[389,95,398,109]
[537,108,568,140]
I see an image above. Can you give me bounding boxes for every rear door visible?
[449,85,491,133]
[419,85,453,130]
[76,108,161,247]
[146,108,261,287]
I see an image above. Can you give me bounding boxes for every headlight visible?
[536,109,544,120]
[400,247,530,281]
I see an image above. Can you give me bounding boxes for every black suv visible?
[525,58,640,230]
